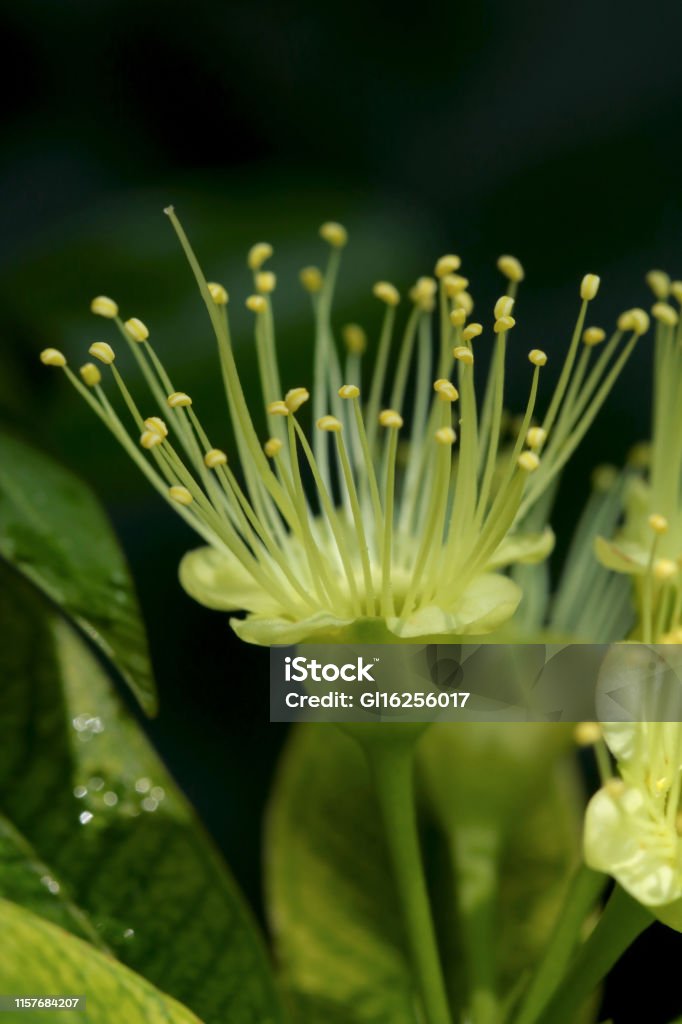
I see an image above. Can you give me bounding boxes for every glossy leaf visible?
[0,564,283,1024]
[0,431,156,714]
[0,898,202,1023]
[266,722,582,1023]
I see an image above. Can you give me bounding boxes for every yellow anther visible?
[518,451,540,472]
[462,323,483,342]
[654,558,678,583]
[618,308,650,335]
[494,315,516,334]
[89,342,115,365]
[247,242,273,270]
[299,266,324,293]
[651,302,679,327]
[140,430,164,450]
[449,308,466,327]
[435,426,457,446]
[169,486,194,506]
[628,442,651,468]
[124,317,149,342]
[285,387,310,413]
[574,722,601,746]
[79,363,101,387]
[317,415,343,432]
[648,513,669,535]
[338,384,360,399]
[655,776,671,794]
[379,409,404,429]
[434,254,461,278]
[411,276,437,308]
[167,391,192,408]
[497,254,524,282]
[583,326,606,346]
[494,295,515,319]
[580,274,600,301]
[527,426,547,449]
[342,323,367,354]
[671,281,682,304]
[90,295,119,318]
[319,221,348,248]
[40,348,67,367]
[605,778,626,799]
[528,349,548,366]
[646,269,670,299]
[144,417,168,437]
[246,295,267,313]
[264,437,283,458]
[443,274,469,297]
[204,448,228,469]
[456,291,474,315]
[592,464,618,492]
[452,345,474,365]
[433,378,459,402]
[373,281,400,306]
[207,282,228,305]
[267,400,289,417]
[255,270,276,294]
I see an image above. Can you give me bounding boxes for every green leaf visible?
[0,564,284,1024]
[266,722,582,1023]
[0,430,156,714]
[0,898,202,1023]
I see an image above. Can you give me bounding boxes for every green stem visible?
[363,738,453,1024]
[531,885,652,1024]
[514,866,606,1024]
[451,826,499,1024]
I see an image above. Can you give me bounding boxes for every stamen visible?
[80,363,101,387]
[89,342,116,365]
[167,392,192,408]
[462,323,483,342]
[91,296,119,318]
[497,254,525,284]
[207,282,228,305]
[256,271,276,294]
[379,411,402,616]
[285,388,310,413]
[40,348,67,367]
[247,242,273,270]
[124,317,150,342]
[264,438,283,458]
[652,302,679,327]
[299,267,323,296]
[169,486,193,505]
[583,327,606,346]
[319,222,348,248]
[246,295,267,313]
[204,448,228,468]
[435,254,461,277]
[646,270,670,299]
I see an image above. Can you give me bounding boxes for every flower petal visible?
[594,536,648,575]
[229,611,355,646]
[388,573,522,639]
[179,546,284,614]
[584,785,682,913]
[486,528,555,570]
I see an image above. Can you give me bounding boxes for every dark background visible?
[2,1,682,1019]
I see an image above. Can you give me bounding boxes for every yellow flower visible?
[585,713,682,930]
[43,213,640,645]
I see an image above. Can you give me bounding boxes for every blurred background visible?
[2,0,682,1018]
